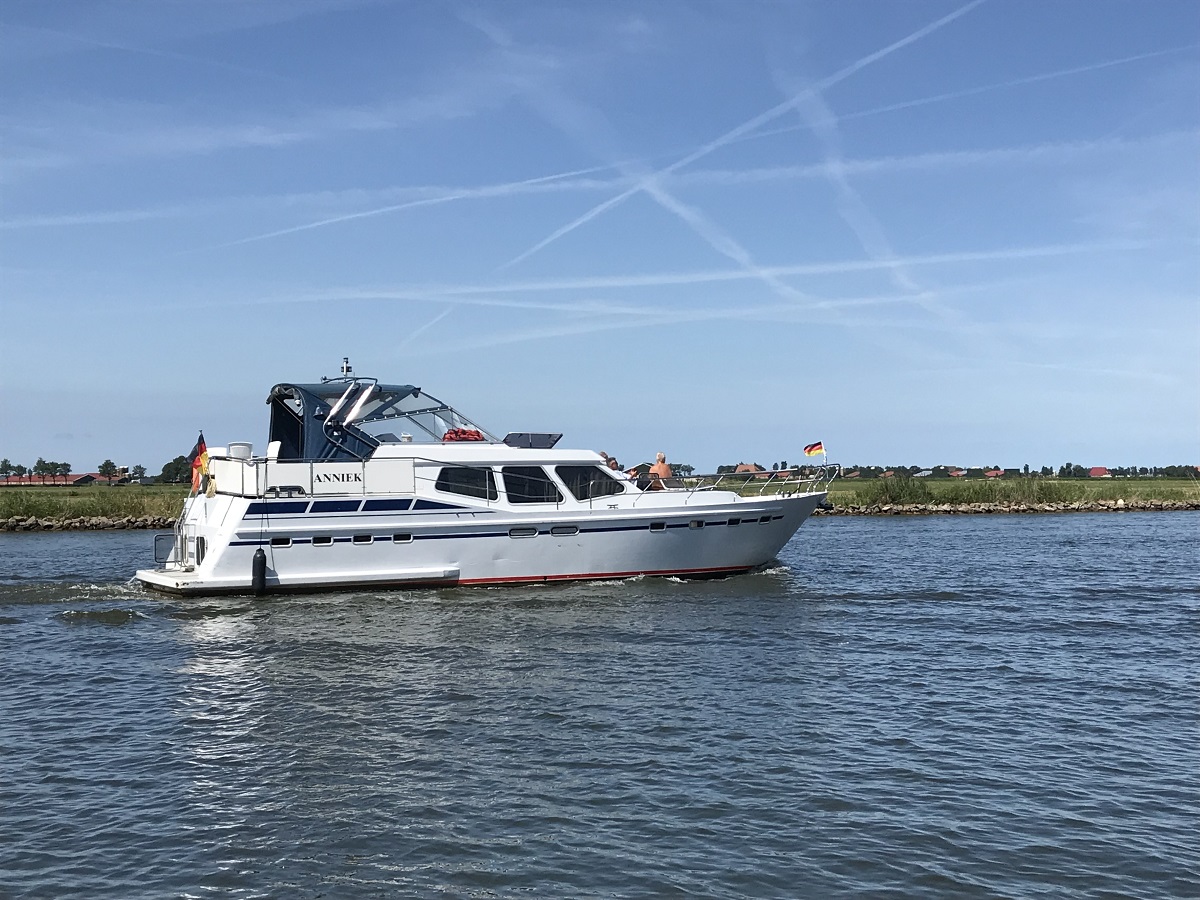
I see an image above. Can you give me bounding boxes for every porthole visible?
[509,527,538,538]
[270,537,292,548]
[352,534,374,545]
[550,525,579,536]
[759,515,772,524]
[688,520,704,530]
[392,533,413,544]
[649,522,667,532]
[313,536,333,547]
[728,518,741,527]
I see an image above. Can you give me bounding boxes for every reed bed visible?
[838,476,1199,507]
[0,486,188,520]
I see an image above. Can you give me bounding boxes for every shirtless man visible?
[648,452,672,488]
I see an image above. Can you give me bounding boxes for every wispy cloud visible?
[185,163,624,252]
[747,43,1200,139]
[9,130,1191,232]
[233,237,1165,309]
[500,0,987,269]
[2,21,293,82]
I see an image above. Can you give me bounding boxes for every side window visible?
[555,465,624,501]
[435,466,497,501]
[502,467,564,504]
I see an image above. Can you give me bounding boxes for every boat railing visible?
[628,465,840,505]
[205,452,837,508]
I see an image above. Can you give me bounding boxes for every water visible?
[1,513,1197,898]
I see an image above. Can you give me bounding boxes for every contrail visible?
[187,163,625,252]
[501,0,987,268]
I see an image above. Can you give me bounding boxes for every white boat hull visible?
[135,490,825,596]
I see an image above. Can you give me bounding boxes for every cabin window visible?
[313,536,333,547]
[649,522,667,532]
[689,520,704,530]
[759,515,772,524]
[435,466,497,501]
[551,525,579,536]
[555,465,624,501]
[352,534,374,545]
[728,518,741,527]
[501,467,564,504]
[196,537,207,564]
[508,526,538,538]
[270,537,292,548]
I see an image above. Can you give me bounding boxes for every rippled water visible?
[1,513,1197,898]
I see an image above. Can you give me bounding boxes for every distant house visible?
[733,462,772,479]
[844,470,861,479]
[985,469,1004,478]
[914,470,932,478]
[1089,467,1111,478]
[881,470,895,478]
[0,473,96,487]
[948,469,966,478]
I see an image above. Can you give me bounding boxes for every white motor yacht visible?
[136,360,835,596]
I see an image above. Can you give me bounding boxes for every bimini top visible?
[267,374,497,462]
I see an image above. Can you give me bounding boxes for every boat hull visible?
[135,491,825,596]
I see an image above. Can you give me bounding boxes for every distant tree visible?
[57,462,72,477]
[1023,464,1029,476]
[1040,466,1052,477]
[0,458,11,478]
[98,459,118,482]
[130,464,147,481]
[159,455,191,483]
[671,463,695,477]
[780,460,788,470]
[13,464,28,478]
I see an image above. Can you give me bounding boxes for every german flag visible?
[189,432,208,492]
[803,441,825,457]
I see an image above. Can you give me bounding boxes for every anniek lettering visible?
[314,473,363,483]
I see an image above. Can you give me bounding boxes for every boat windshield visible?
[267,378,496,461]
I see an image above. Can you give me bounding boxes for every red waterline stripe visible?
[456,564,751,586]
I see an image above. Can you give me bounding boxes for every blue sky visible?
[2,0,1197,475]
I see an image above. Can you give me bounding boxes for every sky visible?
[2,0,1198,475]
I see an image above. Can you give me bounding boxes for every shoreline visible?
[2,499,1197,532]
[815,498,1199,516]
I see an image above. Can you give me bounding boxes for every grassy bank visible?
[831,476,1200,507]
[0,484,188,520]
[1,477,1196,524]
